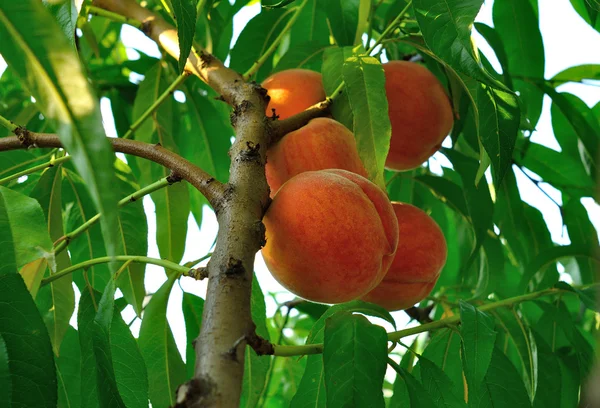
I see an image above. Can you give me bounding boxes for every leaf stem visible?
[41,255,191,286]
[88,5,142,28]
[0,155,71,185]
[242,0,309,80]
[366,0,412,55]
[272,284,593,357]
[0,114,18,133]
[122,72,190,139]
[54,176,174,255]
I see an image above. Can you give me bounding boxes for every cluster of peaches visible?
[260,61,453,311]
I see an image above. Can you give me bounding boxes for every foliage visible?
[0,0,598,407]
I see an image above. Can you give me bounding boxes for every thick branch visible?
[0,133,225,206]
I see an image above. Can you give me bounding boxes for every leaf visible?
[0,273,57,407]
[63,168,110,292]
[570,0,600,31]
[492,308,537,399]
[322,46,355,130]
[551,64,600,84]
[138,274,186,407]
[562,197,599,284]
[275,41,327,72]
[416,329,463,396]
[323,312,387,407]
[515,142,595,195]
[43,0,78,46]
[30,165,74,354]
[442,150,494,261]
[240,276,272,408]
[412,0,497,87]
[414,174,469,218]
[419,358,468,408]
[531,333,561,408]
[459,301,496,399]
[56,327,81,408]
[473,23,512,87]
[263,0,300,9]
[396,366,442,407]
[0,185,54,275]
[389,368,410,408]
[172,0,197,73]
[132,63,189,263]
[230,9,292,81]
[0,0,120,267]
[473,84,520,185]
[321,0,361,46]
[182,292,204,378]
[470,347,531,408]
[342,55,391,189]
[289,0,329,46]
[291,301,395,407]
[492,0,545,126]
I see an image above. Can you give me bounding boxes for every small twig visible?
[182,267,209,280]
[88,5,142,28]
[0,155,71,185]
[269,99,332,144]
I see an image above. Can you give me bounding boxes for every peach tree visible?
[0,0,598,407]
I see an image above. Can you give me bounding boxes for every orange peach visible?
[383,61,454,171]
[265,118,368,196]
[262,69,326,119]
[262,169,399,303]
[362,202,447,310]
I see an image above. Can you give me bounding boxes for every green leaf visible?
[139,274,186,407]
[0,185,54,275]
[62,168,110,293]
[43,0,78,46]
[412,0,496,86]
[132,63,189,263]
[416,329,463,396]
[56,327,81,408]
[230,9,292,81]
[30,165,74,354]
[291,301,395,407]
[321,0,361,46]
[182,292,204,378]
[241,276,272,408]
[322,46,355,130]
[323,312,387,407]
[551,64,600,84]
[473,23,512,87]
[473,84,520,185]
[470,347,531,408]
[515,142,595,195]
[570,0,600,31]
[342,55,391,189]
[0,0,119,267]
[275,41,327,72]
[419,358,468,408]
[0,273,57,408]
[396,366,442,407]
[414,174,469,218]
[172,0,197,73]
[531,333,561,408]
[289,0,329,46]
[562,197,599,285]
[459,302,496,398]
[389,368,410,408]
[491,308,537,399]
[492,0,545,126]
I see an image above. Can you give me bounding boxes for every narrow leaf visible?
[0,273,57,408]
[182,292,204,378]
[172,0,197,73]
[322,0,361,46]
[419,357,468,408]
[56,327,81,408]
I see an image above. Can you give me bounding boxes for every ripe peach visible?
[265,118,368,196]
[383,61,454,171]
[262,69,326,119]
[262,169,399,304]
[361,202,447,310]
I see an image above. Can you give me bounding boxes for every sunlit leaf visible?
[172,0,197,73]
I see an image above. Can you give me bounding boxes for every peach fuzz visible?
[261,169,399,304]
[362,202,447,310]
[265,118,368,196]
[262,69,326,120]
[383,61,454,171]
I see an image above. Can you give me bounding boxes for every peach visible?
[383,61,454,171]
[262,169,399,304]
[265,118,368,196]
[262,69,326,119]
[362,202,447,310]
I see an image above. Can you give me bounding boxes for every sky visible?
[1,0,599,371]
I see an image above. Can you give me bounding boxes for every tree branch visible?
[0,132,225,206]
[269,99,332,144]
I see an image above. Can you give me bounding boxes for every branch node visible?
[268,108,279,120]
[199,51,214,68]
[174,377,217,408]
[184,267,208,280]
[250,81,269,104]
[167,171,183,184]
[230,100,252,127]
[238,141,261,163]
[404,304,434,323]
[140,18,153,36]
[222,257,244,276]
[255,221,266,248]
[14,126,35,148]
